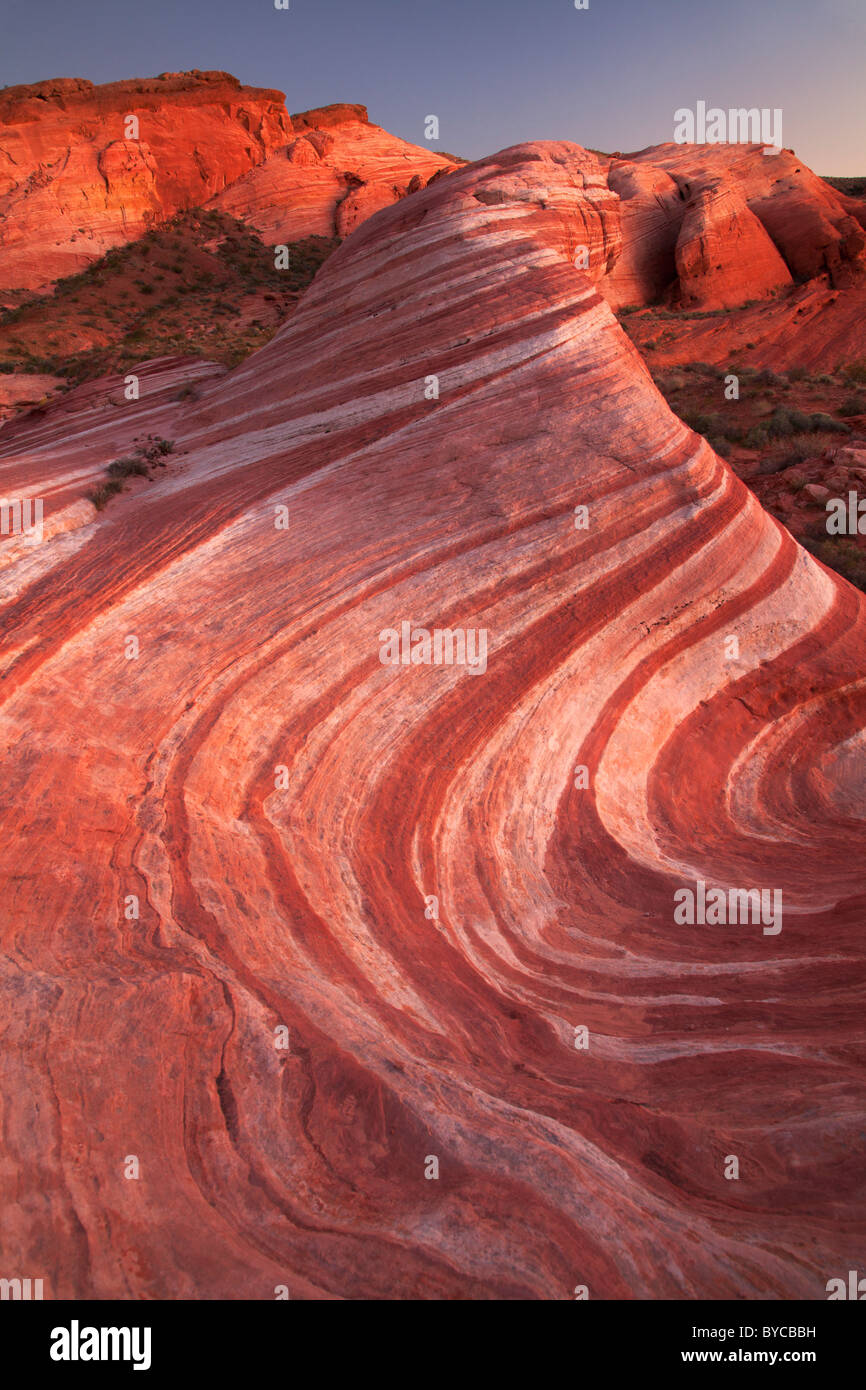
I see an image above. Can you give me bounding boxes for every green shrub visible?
[804,537,866,592]
[682,409,725,435]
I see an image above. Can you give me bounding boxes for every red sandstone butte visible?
[0,74,456,292]
[0,140,865,1302]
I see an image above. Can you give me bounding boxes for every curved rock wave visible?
[0,142,864,1300]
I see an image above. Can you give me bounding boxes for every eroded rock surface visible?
[0,141,864,1301]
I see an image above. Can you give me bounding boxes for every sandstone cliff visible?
[0,73,455,292]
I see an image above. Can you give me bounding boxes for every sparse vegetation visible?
[86,435,175,510]
[0,210,340,394]
[821,175,866,199]
[803,536,866,592]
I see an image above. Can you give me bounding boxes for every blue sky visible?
[2,0,864,173]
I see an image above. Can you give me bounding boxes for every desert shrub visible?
[787,409,812,432]
[682,409,726,435]
[822,176,866,198]
[779,431,846,465]
[87,478,124,509]
[843,358,866,384]
[808,412,850,433]
[684,362,724,377]
[755,368,785,388]
[133,435,174,463]
[745,425,770,448]
[107,456,149,479]
[838,395,866,417]
[768,407,795,436]
[787,365,809,382]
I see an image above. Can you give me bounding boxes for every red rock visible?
[601,142,866,326]
[0,71,292,291]
[674,180,792,308]
[0,77,456,292]
[209,115,457,244]
[0,371,63,422]
[627,143,866,292]
[1,139,864,1302]
[291,103,370,130]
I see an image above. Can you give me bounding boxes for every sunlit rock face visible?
[0,140,864,1300]
[208,111,458,244]
[602,142,866,309]
[0,75,456,293]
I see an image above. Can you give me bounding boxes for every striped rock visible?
[0,140,864,1300]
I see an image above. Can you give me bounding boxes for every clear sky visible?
[2,0,864,173]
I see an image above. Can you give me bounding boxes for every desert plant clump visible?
[754,368,786,388]
[106,455,149,479]
[808,412,851,433]
[766,408,851,439]
[87,436,175,511]
[779,431,849,466]
[86,478,125,510]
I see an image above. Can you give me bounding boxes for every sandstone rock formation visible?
[0,72,293,291]
[0,75,455,294]
[208,106,459,243]
[602,143,866,311]
[596,144,866,370]
[1,140,864,1301]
